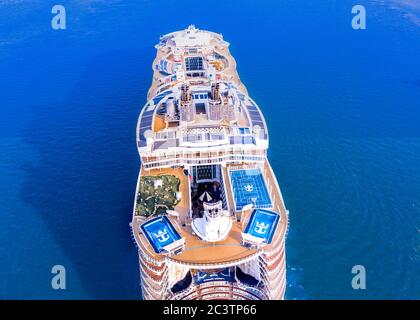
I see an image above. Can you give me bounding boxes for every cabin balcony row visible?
[142,155,266,170]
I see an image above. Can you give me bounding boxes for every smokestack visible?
[179,84,194,122]
[181,84,190,103]
[211,83,221,102]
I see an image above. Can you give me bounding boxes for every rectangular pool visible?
[140,216,181,254]
[244,209,280,244]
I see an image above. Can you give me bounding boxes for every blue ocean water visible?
[0,0,419,299]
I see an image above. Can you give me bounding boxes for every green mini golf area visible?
[136,174,181,217]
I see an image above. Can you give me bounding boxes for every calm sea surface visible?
[0,0,419,299]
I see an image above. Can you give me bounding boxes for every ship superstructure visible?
[131,25,289,300]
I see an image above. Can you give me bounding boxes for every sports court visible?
[229,168,272,211]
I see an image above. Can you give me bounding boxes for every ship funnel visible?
[211,82,224,102]
[211,83,221,102]
[209,82,223,121]
[181,84,191,103]
[180,84,194,122]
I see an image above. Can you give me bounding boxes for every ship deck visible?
[147,38,247,101]
[132,159,288,267]
[132,26,288,273]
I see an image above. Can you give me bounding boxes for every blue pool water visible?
[0,0,419,299]
[244,209,280,244]
[230,169,272,210]
[141,216,181,254]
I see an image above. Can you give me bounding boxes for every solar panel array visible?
[156,59,171,75]
[138,108,154,147]
[153,91,171,106]
[185,57,204,71]
[237,93,268,140]
[153,139,178,149]
[138,91,172,147]
[246,101,267,139]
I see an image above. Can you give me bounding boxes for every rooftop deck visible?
[169,220,259,267]
[136,26,268,153]
[132,160,288,267]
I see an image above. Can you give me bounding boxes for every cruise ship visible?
[131,25,289,300]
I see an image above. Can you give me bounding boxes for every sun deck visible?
[132,160,288,266]
[133,209,260,267]
[136,25,268,154]
[148,30,247,100]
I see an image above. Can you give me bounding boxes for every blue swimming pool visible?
[229,169,272,211]
[140,216,181,253]
[244,209,280,244]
